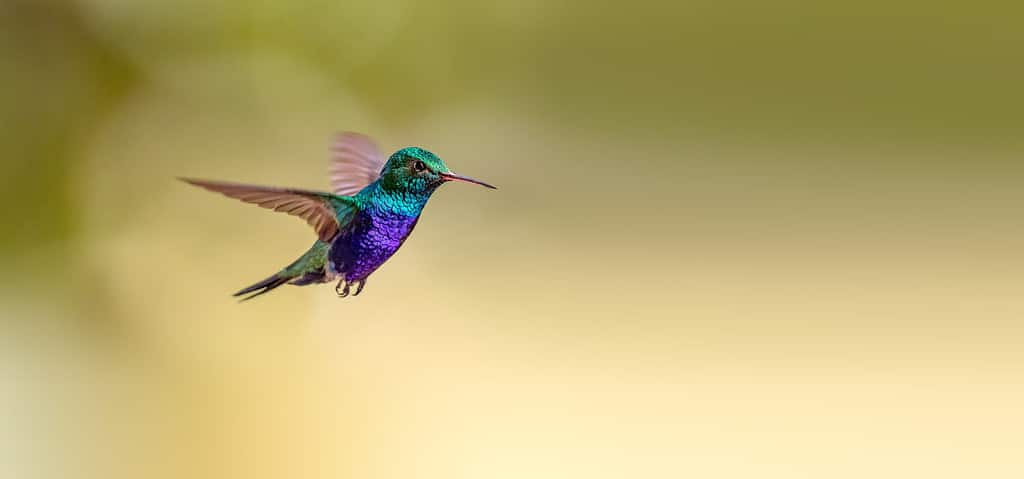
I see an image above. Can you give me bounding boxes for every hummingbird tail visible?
[233,273,293,302]
[232,241,329,301]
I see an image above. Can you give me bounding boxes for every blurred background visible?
[2,0,1023,477]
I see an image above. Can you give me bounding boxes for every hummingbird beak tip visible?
[441,172,497,189]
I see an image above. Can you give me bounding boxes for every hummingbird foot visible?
[335,279,350,298]
[353,279,366,296]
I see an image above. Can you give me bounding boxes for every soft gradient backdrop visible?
[2,1,1023,478]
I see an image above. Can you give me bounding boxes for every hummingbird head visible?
[378,147,496,196]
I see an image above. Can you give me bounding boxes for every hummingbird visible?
[181,132,496,301]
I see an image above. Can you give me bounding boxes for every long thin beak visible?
[440,172,497,189]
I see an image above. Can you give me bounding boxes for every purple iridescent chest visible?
[327,208,420,282]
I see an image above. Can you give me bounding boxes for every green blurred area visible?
[3,0,1022,246]
[2,1,1024,478]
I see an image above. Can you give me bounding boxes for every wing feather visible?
[329,132,387,196]
[180,178,346,242]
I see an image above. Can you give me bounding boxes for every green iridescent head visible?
[378,146,496,195]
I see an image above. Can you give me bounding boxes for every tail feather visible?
[230,241,329,301]
[234,274,292,302]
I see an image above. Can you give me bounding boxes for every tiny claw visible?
[335,279,350,298]
[353,279,366,296]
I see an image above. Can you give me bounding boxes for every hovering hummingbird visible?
[181,132,496,301]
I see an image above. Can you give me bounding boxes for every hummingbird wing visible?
[180,178,356,242]
[329,132,387,196]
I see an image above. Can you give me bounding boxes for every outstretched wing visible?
[180,178,355,242]
[329,132,387,196]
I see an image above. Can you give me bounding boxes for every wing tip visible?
[178,177,216,189]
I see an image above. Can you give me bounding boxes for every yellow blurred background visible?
[2,1,1023,478]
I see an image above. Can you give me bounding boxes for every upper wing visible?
[329,132,387,196]
[180,178,356,242]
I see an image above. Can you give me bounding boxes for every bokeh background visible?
[3,0,1023,478]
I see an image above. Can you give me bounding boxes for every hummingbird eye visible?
[413,160,427,172]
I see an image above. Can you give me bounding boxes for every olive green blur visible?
[2,1,1023,478]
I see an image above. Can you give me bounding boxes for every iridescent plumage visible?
[182,133,495,300]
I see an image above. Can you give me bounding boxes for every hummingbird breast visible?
[327,208,420,282]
